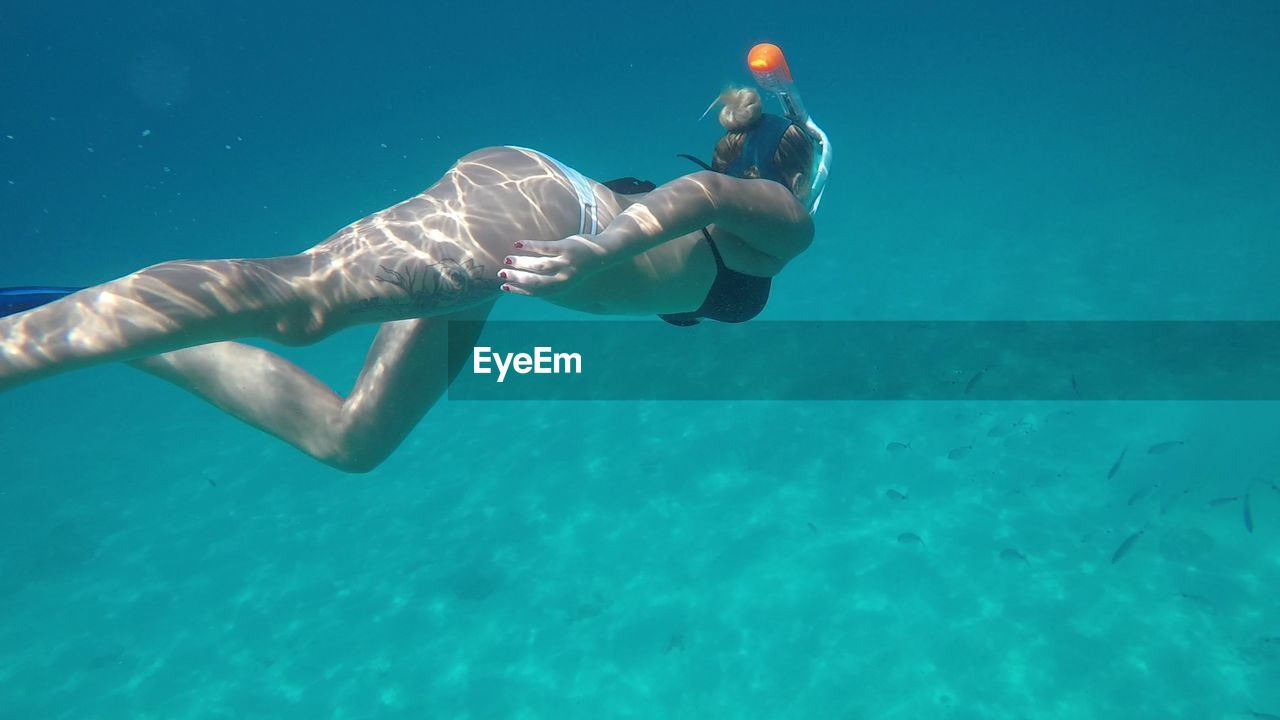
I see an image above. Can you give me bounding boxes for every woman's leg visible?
[0,234,500,395]
[128,299,496,473]
[0,255,333,393]
[0,148,586,396]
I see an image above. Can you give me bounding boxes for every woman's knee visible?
[324,441,391,474]
[319,419,400,474]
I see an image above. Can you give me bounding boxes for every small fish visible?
[1207,496,1242,508]
[1071,372,1079,397]
[1244,492,1254,533]
[1147,440,1186,455]
[999,548,1029,564]
[885,489,908,502]
[206,477,217,488]
[806,522,819,535]
[1107,447,1128,481]
[947,445,973,460]
[965,367,987,394]
[1111,528,1146,564]
[1243,711,1280,720]
[987,424,1010,438]
[897,532,924,546]
[1127,482,1160,506]
[662,633,684,655]
[885,441,912,454]
[1174,592,1218,615]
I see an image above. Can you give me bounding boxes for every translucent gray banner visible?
[445,321,1280,401]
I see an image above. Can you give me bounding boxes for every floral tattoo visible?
[350,257,492,314]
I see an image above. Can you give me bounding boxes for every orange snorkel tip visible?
[742,42,832,215]
[748,43,793,85]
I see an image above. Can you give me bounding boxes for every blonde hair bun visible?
[717,86,763,133]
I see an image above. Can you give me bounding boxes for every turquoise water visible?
[3,2,1279,718]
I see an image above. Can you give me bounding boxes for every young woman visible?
[0,61,828,472]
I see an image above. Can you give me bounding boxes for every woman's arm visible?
[501,170,813,294]
[687,171,814,263]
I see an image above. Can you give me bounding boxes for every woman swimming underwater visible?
[0,44,831,472]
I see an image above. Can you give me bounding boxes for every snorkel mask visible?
[743,43,832,215]
[722,112,797,187]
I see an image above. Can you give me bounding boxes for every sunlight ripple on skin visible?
[0,147,621,385]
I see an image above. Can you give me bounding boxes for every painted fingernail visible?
[513,241,524,248]
[498,271,507,279]
[504,257,513,265]
[501,284,510,292]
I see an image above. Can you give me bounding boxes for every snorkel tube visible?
[746,43,832,215]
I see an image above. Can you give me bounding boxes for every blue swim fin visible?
[0,286,83,318]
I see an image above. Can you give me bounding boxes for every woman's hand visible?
[497,234,610,296]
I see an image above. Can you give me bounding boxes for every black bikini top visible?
[601,176,773,327]
[656,228,772,326]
